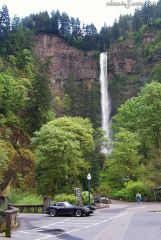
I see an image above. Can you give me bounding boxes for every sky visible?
[0,0,158,31]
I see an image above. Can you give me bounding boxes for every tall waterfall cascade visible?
[99,52,112,154]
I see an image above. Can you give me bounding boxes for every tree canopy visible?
[32,117,94,195]
[101,81,161,194]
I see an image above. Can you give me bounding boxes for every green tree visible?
[32,117,94,195]
[110,20,120,43]
[99,24,110,51]
[60,12,71,37]
[27,60,52,132]
[9,25,33,57]
[0,5,10,56]
[29,11,50,33]
[81,24,99,51]
[51,117,94,156]
[0,73,28,116]
[0,140,17,193]
[105,81,161,191]
[50,10,61,35]
[113,81,161,158]
[131,11,143,32]
[118,15,131,39]
[71,17,81,37]
[102,129,141,189]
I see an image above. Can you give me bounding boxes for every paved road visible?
[1,201,161,240]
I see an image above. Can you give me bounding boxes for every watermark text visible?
[106,0,157,9]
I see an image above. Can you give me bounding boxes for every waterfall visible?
[99,52,111,154]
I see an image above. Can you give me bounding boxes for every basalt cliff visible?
[33,34,101,127]
[33,29,161,119]
[34,35,99,97]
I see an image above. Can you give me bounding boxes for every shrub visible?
[82,191,94,205]
[54,194,77,204]
[113,188,129,200]
[113,180,153,201]
[9,189,42,204]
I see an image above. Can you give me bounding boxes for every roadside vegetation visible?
[100,81,161,201]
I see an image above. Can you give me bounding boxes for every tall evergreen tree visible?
[99,24,110,51]
[59,12,71,37]
[50,10,61,35]
[118,15,131,39]
[131,11,143,32]
[0,5,10,55]
[110,20,120,43]
[71,17,82,37]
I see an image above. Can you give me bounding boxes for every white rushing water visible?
[100,52,111,154]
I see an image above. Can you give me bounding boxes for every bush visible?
[54,192,94,205]
[82,191,94,205]
[113,188,129,200]
[54,194,77,204]
[9,189,42,204]
[113,180,153,201]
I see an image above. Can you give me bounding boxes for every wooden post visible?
[5,212,12,238]
[43,196,51,213]
[154,190,157,202]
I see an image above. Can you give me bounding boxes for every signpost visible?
[75,188,83,206]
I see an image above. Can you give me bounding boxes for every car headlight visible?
[84,207,90,211]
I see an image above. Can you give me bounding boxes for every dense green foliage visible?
[81,191,94,205]
[0,140,17,186]
[113,180,153,201]
[32,117,95,195]
[53,192,94,205]
[100,0,161,49]
[101,81,161,200]
[54,194,77,205]
[21,9,99,51]
[0,5,52,194]
[9,188,42,204]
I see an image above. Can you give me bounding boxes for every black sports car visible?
[45,201,93,217]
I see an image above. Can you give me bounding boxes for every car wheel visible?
[75,209,82,217]
[50,209,57,217]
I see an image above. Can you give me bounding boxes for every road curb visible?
[95,204,110,209]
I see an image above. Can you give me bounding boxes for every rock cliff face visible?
[108,40,137,75]
[34,35,99,97]
[108,31,157,78]
[33,30,161,119]
[107,30,161,114]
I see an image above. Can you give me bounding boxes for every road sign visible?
[75,188,83,206]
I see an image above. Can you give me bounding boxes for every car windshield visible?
[64,202,73,207]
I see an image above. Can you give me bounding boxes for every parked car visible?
[45,201,93,217]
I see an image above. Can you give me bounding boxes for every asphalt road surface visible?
[1,201,161,240]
